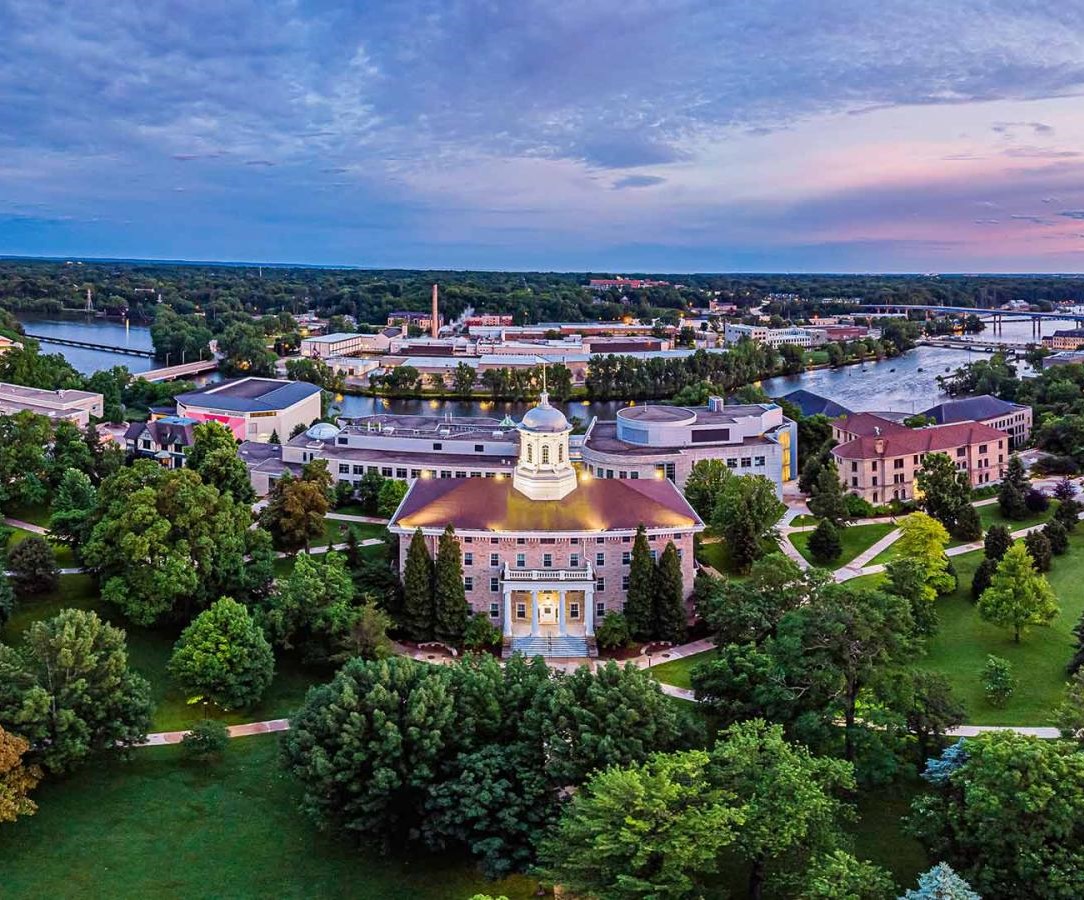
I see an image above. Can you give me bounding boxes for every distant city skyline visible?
[2,1,1084,273]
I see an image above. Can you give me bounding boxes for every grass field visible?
[976,500,1056,533]
[1,575,324,732]
[789,514,820,527]
[0,733,541,900]
[7,525,76,569]
[917,530,1084,725]
[790,522,896,568]
[3,500,53,527]
[651,649,716,689]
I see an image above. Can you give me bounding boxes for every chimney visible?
[431,284,439,338]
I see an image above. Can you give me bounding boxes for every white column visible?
[584,586,595,636]
[503,586,513,637]
[530,590,540,636]
[558,590,567,635]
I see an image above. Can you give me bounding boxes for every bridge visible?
[859,304,1084,338]
[24,333,156,358]
[139,359,219,382]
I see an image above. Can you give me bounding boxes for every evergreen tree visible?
[1054,494,1081,532]
[1044,519,1069,555]
[654,541,686,643]
[402,529,434,641]
[902,863,980,900]
[808,519,842,563]
[1023,530,1052,572]
[7,536,58,596]
[0,574,14,627]
[970,557,998,602]
[433,525,469,645]
[807,459,849,526]
[48,468,97,550]
[952,502,982,542]
[997,454,1028,520]
[624,524,655,640]
[269,429,280,444]
[983,524,1012,561]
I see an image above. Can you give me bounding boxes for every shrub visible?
[595,612,632,650]
[1024,488,1050,514]
[463,612,502,650]
[983,525,1012,561]
[1054,497,1081,532]
[844,493,875,518]
[180,719,230,762]
[951,503,982,542]
[7,536,59,596]
[982,655,1015,708]
[807,519,842,563]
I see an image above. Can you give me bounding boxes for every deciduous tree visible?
[168,597,275,709]
[0,725,41,823]
[0,609,152,772]
[186,422,255,503]
[7,536,58,596]
[683,459,731,522]
[712,474,785,573]
[48,468,97,550]
[977,543,1058,642]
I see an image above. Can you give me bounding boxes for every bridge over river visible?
[24,332,156,358]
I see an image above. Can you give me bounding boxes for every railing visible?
[502,563,594,582]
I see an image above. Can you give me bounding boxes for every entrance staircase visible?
[510,635,591,658]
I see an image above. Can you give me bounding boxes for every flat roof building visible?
[0,382,103,426]
[176,377,322,444]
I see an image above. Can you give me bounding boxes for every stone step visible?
[509,634,590,658]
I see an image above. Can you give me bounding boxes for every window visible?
[337,436,348,445]
[440,470,451,478]
[558,445,564,462]
[622,575,630,590]
[595,552,605,567]
[606,469,614,478]
[851,461,858,472]
[754,456,765,466]
[979,444,987,453]
[396,468,408,478]
[570,553,580,568]
[489,602,499,618]
[463,576,473,591]
[526,445,533,463]
[955,448,965,458]
[595,577,605,591]
[381,467,392,477]
[872,476,878,486]
[433,442,442,450]
[740,457,751,468]
[410,469,421,479]
[596,601,606,618]
[543,553,553,568]
[516,553,525,568]
[541,538,556,545]
[622,535,632,544]
[618,470,627,479]
[650,550,658,562]
[596,537,605,543]
[463,536,472,543]
[851,477,858,487]
[474,444,484,453]
[622,551,631,565]
[913,455,919,464]
[464,552,473,566]
[353,465,364,475]
[490,553,499,567]
[570,602,580,619]
[726,458,738,468]
[516,602,527,619]
[490,577,499,592]
[894,459,904,469]
[470,471,481,478]
[141,439,151,450]
[455,470,466,478]
[630,471,639,479]
[516,537,526,545]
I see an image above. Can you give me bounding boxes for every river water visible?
[16,312,1054,417]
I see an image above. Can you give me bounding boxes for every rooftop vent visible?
[707,396,725,412]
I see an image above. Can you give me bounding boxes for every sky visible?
[3,0,1084,273]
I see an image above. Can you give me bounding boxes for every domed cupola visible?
[513,392,577,501]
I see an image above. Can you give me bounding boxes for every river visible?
[15,312,1045,418]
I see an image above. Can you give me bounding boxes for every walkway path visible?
[141,719,290,746]
[325,512,389,525]
[3,517,49,535]
[833,526,902,581]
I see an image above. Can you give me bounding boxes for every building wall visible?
[834,435,1008,503]
[583,441,786,494]
[179,392,321,444]
[396,526,698,623]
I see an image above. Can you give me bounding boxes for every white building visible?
[723,323,816,348]
[300,328,404,358]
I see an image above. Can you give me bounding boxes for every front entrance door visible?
[537,593,558,625]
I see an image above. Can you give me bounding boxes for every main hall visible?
[389,391,704,657]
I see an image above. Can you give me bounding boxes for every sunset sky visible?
[3,0,1084,271]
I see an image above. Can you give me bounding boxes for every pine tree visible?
[952,502,982,542]
[1044,519,1070,555]
[433,525,469,645]
[1023,530,1052,572]
[807,460,849,526]
[653,541,686,642]
[970,557,998,602]
[624,524,655,640]
[808,519,842,563]
[402,529,434,641]
[984,524,1012,561]
[997,454,1029,520]
[902,863,980,899]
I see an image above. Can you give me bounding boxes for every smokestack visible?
[431,284,439,338]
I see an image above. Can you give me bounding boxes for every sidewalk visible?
[3,517,49,535]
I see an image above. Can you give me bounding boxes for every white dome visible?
[519,393,569,433]
[305,422,341,441]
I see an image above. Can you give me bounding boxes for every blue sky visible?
[2,0,1084,272]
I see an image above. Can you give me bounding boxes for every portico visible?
[501,564,595,638]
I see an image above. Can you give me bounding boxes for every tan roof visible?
[391,476,703,533]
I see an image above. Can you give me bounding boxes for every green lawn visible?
[696,538,777,577]
[790,522,896,568]
[7,525,76,569]
[3,500,53,527]
[789,514,819,527]
[2,575,323,732]
[0,733,540,900]
[918,531,1084,725]
[651,649,716,689]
